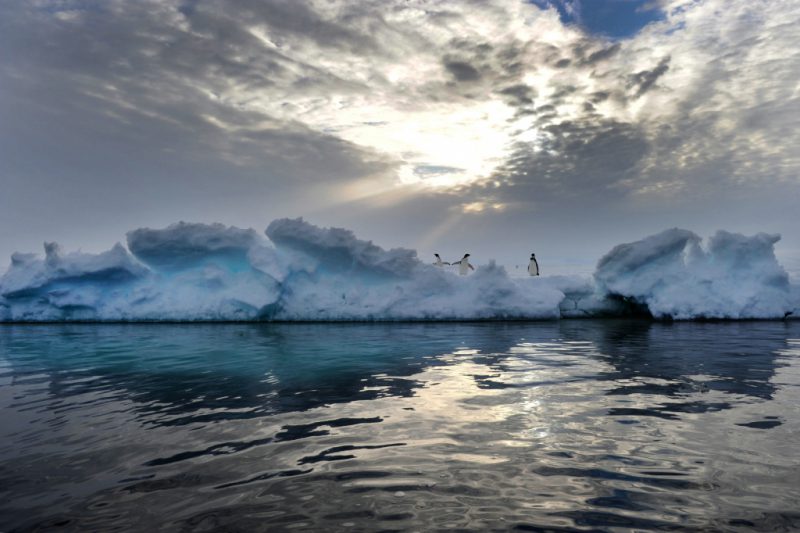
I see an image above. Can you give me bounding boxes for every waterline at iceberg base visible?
[0,218,797,322]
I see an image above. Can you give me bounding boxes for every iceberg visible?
[595,229,794,319]
[0,219,796,322]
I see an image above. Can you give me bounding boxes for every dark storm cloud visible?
[468,117,650,204]
[550,84,580,101]
[443,60,482,82]
[0,1,390,183]
[418,37,582,108]
[497,84,537,106]
[0,62,389,191]
[583,43,621,65]
[628,56,670,97]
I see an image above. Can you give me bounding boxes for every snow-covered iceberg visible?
[595,229,794,319]
[0,220,796,321]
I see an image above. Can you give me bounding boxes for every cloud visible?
[464,117,650,207]
[443,60,483,82]
[582,43,621,65]
[628,56,670,97]
[446,0,800,210]
[498,83,537,106]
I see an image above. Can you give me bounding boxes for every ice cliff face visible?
[266,218,420,280]
[0,223,280,321]
[595,229,793,319]
[0,220,796,321]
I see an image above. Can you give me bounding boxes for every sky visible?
[1,0,799,276]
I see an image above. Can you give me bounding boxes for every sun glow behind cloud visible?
[252,92,522,190]
[201,1,609,192]
[365,99,516,188]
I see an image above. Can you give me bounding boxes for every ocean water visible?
[1,321,799,532]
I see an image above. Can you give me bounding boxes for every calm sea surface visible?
[1,321,799,532]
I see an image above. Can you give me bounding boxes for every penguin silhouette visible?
[457,254,474,275]
[433,253,450,267]
[528,253,539,276]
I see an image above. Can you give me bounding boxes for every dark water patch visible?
[214,468,312,489]
[346,484,439,494]
[275,417,383,442]
[608,400,733,419]
[586,491,652,512]
[121,472,217,494]
[659,401,731,414]
[475,377,586,389]
[174,504,312,531]
[535,466,711,491]
[330,470,395,482]
[321,509,376,520]
[513,524,603,532]
[144,436,275,466]
[607,407,680,420]
[736,419,783,429]
[299,442,406,464]
[553,510,683,530]
[378,512,415,521]
[725,512,800,530]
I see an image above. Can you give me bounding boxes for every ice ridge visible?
[0,220,796,321]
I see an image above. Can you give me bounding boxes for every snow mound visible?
[0,220,796,321]
[127,222,263,270]
[264,218,565,320]
[266,218,420,279]
[1,242,148,298]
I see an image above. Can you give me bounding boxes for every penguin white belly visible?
[459,261,469,275]
[528,260,539,276]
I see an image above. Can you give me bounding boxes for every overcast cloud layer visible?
[1,0,799,274]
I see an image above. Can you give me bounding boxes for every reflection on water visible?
[1,321,799,531]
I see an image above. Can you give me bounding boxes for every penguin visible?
[433,253,450,267]
[528,253,539,276]
[457,253,474,275]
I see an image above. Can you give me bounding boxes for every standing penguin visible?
[433,253,450,267]
[528,253,540,276]
[457,253,475,275]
